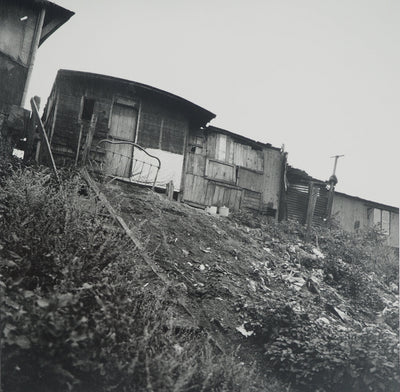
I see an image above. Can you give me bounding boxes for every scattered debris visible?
[236,324,254,337]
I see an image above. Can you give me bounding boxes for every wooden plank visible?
[30,97,60,183]
[182,174,207,205]
[81,168,170,284]
[237,167,263,193]
[81,114,97,165]
[306,182,319,240]
[241,189,261,210]
[205,159,235,183]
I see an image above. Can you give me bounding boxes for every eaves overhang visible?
[55,69,216,126]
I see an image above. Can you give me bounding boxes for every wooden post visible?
[326,182,335,220]
[305,182,318,241]
[166,180,174,200]
[325,155,343,220]
[81,114,97,165]
[21,7,46,107]
[31,96,41,162]
[74,123,84,166]
[30,97,60,183]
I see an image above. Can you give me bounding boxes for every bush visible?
[0,168,267,391]
[264,309,399,392]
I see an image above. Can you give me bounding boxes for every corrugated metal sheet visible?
[286,182,328,225]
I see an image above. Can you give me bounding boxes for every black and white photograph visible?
[0,1,398,391]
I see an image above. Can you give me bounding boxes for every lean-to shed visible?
[35,69,215,190]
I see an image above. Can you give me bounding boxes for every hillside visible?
[1,164,399,392]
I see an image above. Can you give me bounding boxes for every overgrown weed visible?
[1,168,273,391]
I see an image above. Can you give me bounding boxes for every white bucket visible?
[219,206,229,217]
[206,206,217,215]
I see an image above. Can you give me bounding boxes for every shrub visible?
[0,168,268,392]
[262,305,399,392]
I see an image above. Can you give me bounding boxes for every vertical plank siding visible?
[182,128,283,215]
[40,72,197,183]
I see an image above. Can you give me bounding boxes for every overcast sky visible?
[27,0,399,206]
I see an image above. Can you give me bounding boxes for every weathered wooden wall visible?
[182,128,283,214]
[0,3,38,106]
[40,72,196,191]
[332,193,399,248]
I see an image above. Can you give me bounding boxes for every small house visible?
[0,0,73,108]
[0,0,73,156]
[332,192,399,249]
[182,126,284,216]
[36,69,215,190]
[283,166,399,250]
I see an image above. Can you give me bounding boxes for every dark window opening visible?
[81,98,95,121]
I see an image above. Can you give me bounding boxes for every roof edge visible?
[334,191,399,213]
[207,125,281,151]
[56,69,216,123]
[39,2,75,46]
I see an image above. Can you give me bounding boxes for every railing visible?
[89,139,161,190]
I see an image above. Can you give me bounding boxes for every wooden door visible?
[106,103,138,177]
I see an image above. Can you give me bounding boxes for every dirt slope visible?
[1,167,398,392]
[99,178,399,391]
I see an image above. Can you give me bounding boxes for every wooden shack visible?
[283,166,399,250]
[36,69,215,190]
[182,126,284,216]
[0,0,73,157]
[0,0,73,108]
[332,192,399,249]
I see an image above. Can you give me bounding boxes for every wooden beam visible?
[81,114,97,165]
[30,97,60,183]
[80,168,169,284]
[305,182,318,241]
